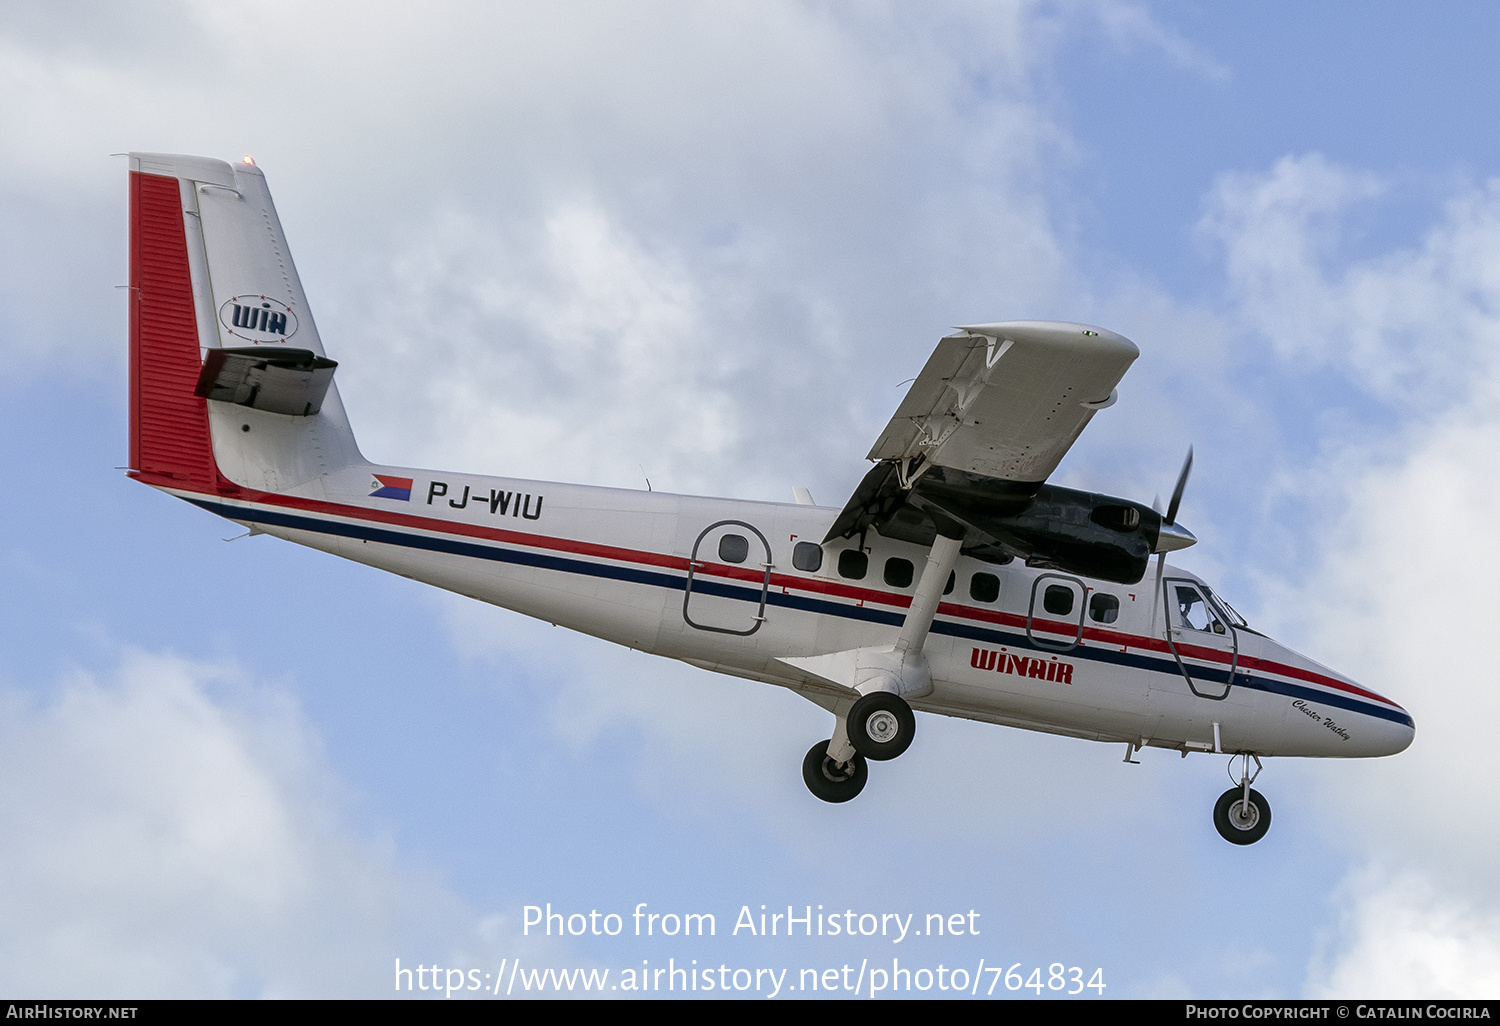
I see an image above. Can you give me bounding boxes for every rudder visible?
[129,166,221,492]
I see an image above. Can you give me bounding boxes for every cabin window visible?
[837,550,868,580]
[943,571,955,595]
[1090,592,1120,624]
[884,558,914,588]
[718,534,749,564]
[1043,585,1074,616]
[792,541,823,573]
[969,572,999,603]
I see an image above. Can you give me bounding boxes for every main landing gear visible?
[1213,753,1271,845]
[802,740,868,803]
[802,692,915,803]
[848,691,916,761]
[799,531,960,804]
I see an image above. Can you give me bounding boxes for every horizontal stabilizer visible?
[194,347,337,417]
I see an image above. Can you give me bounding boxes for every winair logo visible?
[971,647,1073,684]
[219,295,299,343]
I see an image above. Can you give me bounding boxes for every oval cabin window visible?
[718,534,749,564]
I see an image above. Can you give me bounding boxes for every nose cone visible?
[1260,638,1414,758]
[1313,673,1415,758]
[1362,697,1416,757]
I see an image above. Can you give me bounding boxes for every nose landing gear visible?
[1213,753,1271,845]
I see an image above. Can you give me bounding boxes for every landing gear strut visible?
[797,532,959,804]
[1213,753,1271,845]
[802,740,867,803]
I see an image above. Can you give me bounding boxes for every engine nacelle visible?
[911,469,1162,584]
[825,462,1167,585]
[976,484,1160,584]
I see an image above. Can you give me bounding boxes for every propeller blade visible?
[1164,446,1193,526]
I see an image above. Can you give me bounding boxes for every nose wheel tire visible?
[802,740,868,803]
[1213,787,1271,845]
[847,691,916,761]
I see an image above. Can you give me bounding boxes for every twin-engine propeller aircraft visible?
[125,153,1413,845]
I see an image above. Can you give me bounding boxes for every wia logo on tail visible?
[220,295,298,343]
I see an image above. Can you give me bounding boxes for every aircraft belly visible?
[1139,665,1408,757]
[657,598,851,680]
[482,567,669,653]
[252,521,349,562]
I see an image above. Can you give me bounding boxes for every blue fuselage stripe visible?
[192,498,1413,729]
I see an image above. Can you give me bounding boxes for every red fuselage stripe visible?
[149,481,1402,713]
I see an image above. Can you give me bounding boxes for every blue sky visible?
[2,1,1498,998]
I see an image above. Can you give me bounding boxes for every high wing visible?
[826,321,1168,584]
[867,321,1136,481]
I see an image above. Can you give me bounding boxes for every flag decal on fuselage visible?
[369,474,414,501]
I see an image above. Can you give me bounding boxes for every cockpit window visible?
[1201,585,1249,629]
[1174,585,1226,635]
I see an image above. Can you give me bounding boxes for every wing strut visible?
[810,529,965,766]
[895,532,963,664]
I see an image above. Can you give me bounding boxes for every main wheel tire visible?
[802,740,868,803]
[1213,786,1272,845]
[847,691,916,761]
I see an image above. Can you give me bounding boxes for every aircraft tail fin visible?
[127,153,363,497]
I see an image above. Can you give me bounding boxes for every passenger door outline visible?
[682,520,773,636]
[1026,573,1088,652]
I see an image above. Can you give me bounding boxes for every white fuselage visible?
[122,149,1412,843]
[168,456,1415,762]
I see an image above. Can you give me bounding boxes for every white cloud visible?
[0,650,478,997]
[1199,155,1384,366]
[337,198,746,495]
[1200,155,1500,406]
[1204,154,1500,995]
[1092,0,1232,84]
[1289,375,1500,885]
[1208,158,1500,872]
[1307,869,1500,999]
